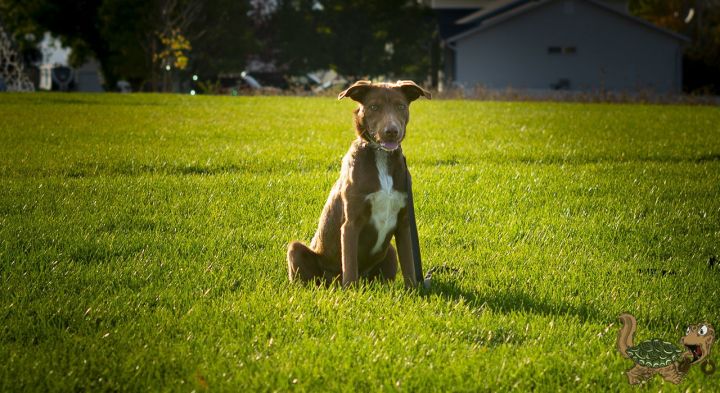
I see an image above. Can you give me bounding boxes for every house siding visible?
[453,0,683,92]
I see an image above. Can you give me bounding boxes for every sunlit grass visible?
[1,93,719,391]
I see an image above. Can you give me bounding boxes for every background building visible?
[432,0,689,93]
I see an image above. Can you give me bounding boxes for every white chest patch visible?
[366,151,407,254]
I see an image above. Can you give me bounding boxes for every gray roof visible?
[447,0,690,43]
[454,0,529,24]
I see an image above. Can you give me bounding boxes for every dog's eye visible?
[686,326,692,335]
[699,325,708,336]
[369,105,379,111]
[396,104,407,110]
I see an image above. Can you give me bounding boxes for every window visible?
[548,46,577,55]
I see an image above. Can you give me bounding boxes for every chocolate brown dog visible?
[287,80,431,287]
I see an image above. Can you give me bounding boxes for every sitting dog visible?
[287,80,431,287]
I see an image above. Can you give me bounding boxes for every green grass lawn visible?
[1,93,719,391]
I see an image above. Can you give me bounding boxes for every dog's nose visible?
[384,126,399,139]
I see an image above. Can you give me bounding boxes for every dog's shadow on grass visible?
[422,277,602,323]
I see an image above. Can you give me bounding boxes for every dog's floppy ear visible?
[396,80,431,102]
[338,80,372,102]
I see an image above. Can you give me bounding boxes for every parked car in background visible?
[214,71,287,94]
[196,69,347,95]
[243,71,289,91]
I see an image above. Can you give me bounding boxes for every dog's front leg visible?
[395,213,417,288]
[340,189,368,287]
[341,220,360,287]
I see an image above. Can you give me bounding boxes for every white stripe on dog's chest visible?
[366,151,406,254]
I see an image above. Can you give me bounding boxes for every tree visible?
[92,0,203,91]
[187,0,254,80]
[0,0,104,78]
[1,0,435,91]
[0,0,253,91]
[629,0,720,93]
[0,18,36,91]
[264,0,435,82]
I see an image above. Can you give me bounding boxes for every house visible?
[430,0,689,93]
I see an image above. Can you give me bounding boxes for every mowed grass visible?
[1,93,719,392]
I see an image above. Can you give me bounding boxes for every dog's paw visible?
[423,277,432,289]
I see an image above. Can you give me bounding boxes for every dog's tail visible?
[617,313,637,358]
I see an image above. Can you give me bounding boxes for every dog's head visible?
[338,80,431,152]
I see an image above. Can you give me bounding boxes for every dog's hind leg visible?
[287,241,324,283]
[366,245,398,282]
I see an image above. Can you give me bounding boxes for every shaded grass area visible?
[1,93,719,391]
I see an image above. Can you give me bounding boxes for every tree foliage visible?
[0,0,253,90]
[266,0,435,81]
[187,0,254,80]
[629,0,720,93]
[1,0,435,89]
[3,0,720,93]
[0,0,107,75]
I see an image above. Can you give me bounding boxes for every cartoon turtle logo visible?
[617,313,716,384]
